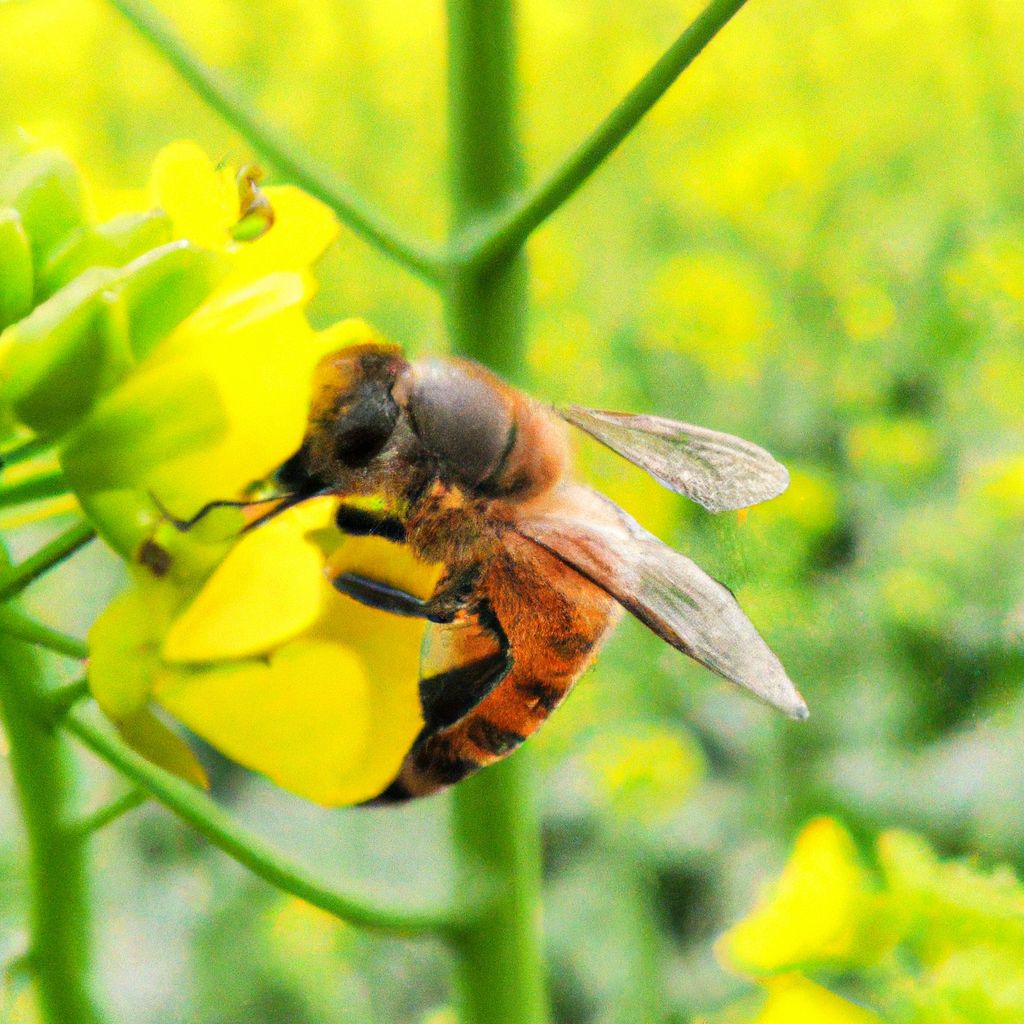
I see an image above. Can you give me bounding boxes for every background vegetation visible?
[1,0,1023,1021]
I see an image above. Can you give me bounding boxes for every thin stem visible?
[462,0,753,272]
[0,608,89,660]
[45,679,92,724]
[0,470,70,509]
[443,0,529,378]
[0,520,96,603]
[0,637,102,1024]
[63,709,491,937]
[444,4,549,1023]
[68,789,148,841]
[103,0,445,283]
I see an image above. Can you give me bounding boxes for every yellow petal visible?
[138,275,340,512]
[718,818,883,974]
[153,640,374,806]
[87,581,178,718]
[227,184,338,283]
[162,497,338,662]
[310,535,443,800]
[117,706,209,789]
[149,141,236,249]
[322,533,443,600]
[751,975,885,1024]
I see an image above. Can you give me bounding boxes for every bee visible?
[249,343,809,803]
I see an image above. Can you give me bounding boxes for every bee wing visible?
[560,405,789,513]
[514,485,808,720]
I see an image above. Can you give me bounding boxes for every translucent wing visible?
[561,405,789,513]
[514,485,808,719]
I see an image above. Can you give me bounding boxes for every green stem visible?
[103,0,444,283]
[450,760,549,1024]
[443,0,529,378]
[0,608,90,660]
[0,520,96,603]
[0,469,70,509]
[63,709,490,937]
[444,4,548,1023]
[0,638,101,1024]
[68,788,148,841]
[462,0,752,273]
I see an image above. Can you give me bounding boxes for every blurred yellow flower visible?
[750,974,885,1024]
[581,723,705,825]
[718,818,891,975]
[847,417,940,485]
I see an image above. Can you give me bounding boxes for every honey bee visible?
[250,343,808,803]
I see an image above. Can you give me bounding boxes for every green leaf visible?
[40,209,173,296]
[0,149,88,269]
[0,208,33,330]
[116,707,208,789]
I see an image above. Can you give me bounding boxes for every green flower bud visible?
[0,265,127,435]
[0,241,228,437]
[40,209,173,297]
[0,149,88,270]
[115,241,229,361]
[0,208,33,330]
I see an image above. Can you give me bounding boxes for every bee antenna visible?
[150,492,295,533]
[239,487,337,533]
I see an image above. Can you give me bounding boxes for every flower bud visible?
[0,208,33,330]
[0,148,88,267]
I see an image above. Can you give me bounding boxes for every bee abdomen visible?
[465,717,527,756]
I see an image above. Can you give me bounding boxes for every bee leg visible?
[331,566,477,623]
[334,504,406,543]
[331,573,431,617]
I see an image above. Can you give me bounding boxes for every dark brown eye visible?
[333,389,399,467]
[406,362,514,486]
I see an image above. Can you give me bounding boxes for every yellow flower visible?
[750,975,885,1024]
[1,139,434,806]
[88,497,442,805]
[718,818,893,974]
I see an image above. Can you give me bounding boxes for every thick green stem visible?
[444,0,529,378]
[444,4,549,1023]
[0,637,101,1024]
[451,759,549,1024]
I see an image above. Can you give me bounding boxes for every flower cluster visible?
[715,817,1024,1023]
[0,139,434,803]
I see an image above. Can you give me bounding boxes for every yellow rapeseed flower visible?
[718,817,892,974]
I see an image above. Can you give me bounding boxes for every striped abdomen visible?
[379,534,619,801]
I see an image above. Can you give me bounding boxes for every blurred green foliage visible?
[1,0,1022,1021]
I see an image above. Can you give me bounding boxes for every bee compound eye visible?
[407,362,514,486]
[333,389,400,467]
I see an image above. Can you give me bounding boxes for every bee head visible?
[277,344,409,494]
